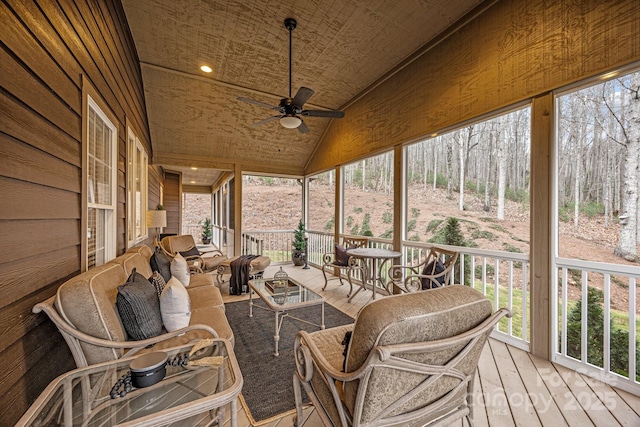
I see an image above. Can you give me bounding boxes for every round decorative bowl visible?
[130,351,168,388]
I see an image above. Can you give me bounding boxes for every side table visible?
[16,339,242,427]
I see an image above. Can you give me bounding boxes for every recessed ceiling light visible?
[200,65,212,73]
[190,180,196,184]
[191,167,198,170]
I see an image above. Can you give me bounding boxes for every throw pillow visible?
[171,253,191,287]
[149,271,166,299]
[421,259,446,289]
[160,277,192,331]
[179,246,200,259]
[334,244,349,266]
[116,268,163,340]
[150,246,172,282]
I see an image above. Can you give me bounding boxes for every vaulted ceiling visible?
[121,0,485,187]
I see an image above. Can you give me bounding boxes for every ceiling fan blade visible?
[251,115,282,127]
[292,87,314,107]
[300,109,345,118]
[238,97,282,111]
[297,120,310,134]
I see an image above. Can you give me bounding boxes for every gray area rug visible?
[225,299,354,424]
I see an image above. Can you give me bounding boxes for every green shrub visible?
[324,217,334,230]
[379,229,393,239]
[360,213,372,236]
[354,207,363,213]
[565,287,640,380]
[472,229,495,240]
[426,219,443,233]
[503,244,522,253]
[350,224,360,235]
[346,216,354,227]
[407,219,417,232]
[505,187,529,203]
[489,224,506,233]
[408,234,420,241]
[411,207,420,218]
[382,211,393,224]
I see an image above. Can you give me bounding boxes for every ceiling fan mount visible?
[237,17,345,133]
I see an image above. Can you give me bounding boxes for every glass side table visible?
[16,339,242,427]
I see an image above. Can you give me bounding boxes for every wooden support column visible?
[335,166,343,241]
[392,145,404,252]
[233,164,243,257]
[530,92,553,360]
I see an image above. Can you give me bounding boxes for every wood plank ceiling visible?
[121,0,485,186]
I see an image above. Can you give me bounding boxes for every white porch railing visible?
[241,230,295,263]
[553,257,640,395]
[401,241,530,351]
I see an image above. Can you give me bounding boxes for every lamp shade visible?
[280,116,302,129]
[146,210,167,228]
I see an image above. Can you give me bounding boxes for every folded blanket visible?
[229,255,259,295]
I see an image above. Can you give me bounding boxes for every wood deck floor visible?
[219,264,640,427]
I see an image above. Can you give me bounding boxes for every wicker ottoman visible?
[216,255,271,288]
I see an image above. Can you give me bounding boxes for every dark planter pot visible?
[202,237,211,244]
[292,249,306,266]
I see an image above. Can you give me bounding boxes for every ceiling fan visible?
[237,18,345,133]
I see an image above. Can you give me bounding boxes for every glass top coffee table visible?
[16,339,242,427]
[248,277,325,356]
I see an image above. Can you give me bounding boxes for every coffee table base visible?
[249,291,325,356]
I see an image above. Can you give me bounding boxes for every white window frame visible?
[86,95,117,268]
[127,126,148,247]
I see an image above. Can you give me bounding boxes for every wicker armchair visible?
[389,246,459,293]
[160,234,227,274]
[293,285,510,427]
[321,236,369,296]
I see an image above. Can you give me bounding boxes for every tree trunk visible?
[458,132,465,210]
[614,76,640,261]
[497,131,506,220]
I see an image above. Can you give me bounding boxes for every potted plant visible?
[200,217,213,244]
[291,219,306,266]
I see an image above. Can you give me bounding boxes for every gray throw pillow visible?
[150,246,172,282]
[421,259,446,289]
[116,268,163,340]
[335,244,354,266]
[179,246,200,259]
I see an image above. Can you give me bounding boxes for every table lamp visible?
[147,209,167,246]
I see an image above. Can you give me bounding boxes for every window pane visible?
[405,108,530,250]
[308,170,335,233]
[343,151,394,239]
[557,72,640,264]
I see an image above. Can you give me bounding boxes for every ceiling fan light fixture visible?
[280,115,302,128]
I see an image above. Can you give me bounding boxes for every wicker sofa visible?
[33,245,234,368]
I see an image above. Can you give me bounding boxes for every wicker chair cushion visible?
[334,244,353,266]
[343,285,492,420]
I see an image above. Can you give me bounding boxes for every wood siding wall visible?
[307,0,640,173]
[0,0,155,424]
[163,171,182,235]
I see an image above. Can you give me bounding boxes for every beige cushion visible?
[187,284,224,310]
[160,277,192,331]
[161,235,197,255]
[109,252,153,278]
[171,253,190,287]
[55,263,128,364]
[219,255,271,273]
[343,285,492,421]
